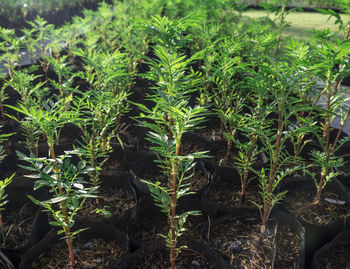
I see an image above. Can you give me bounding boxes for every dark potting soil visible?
[180,140,210,158]
[206,178,262,208]
[190,169,210,193]
[32,237,125,269]
[97,156,123,179]
[127,245,216,269]
[129,211,168,243]
[208,141,237,167]
[197,126,223,142]
[182,215,208,241]
[320,243,350,269]
[283,183,350,225]
[1,211,34,249]
[207,214,301,269]
[79,186,135,218]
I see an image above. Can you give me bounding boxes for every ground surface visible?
[243,10,348,40]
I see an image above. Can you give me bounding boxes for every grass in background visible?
[243,9,348,40]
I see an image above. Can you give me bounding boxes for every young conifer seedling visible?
[0,128,15,246]
[72,89,129,187]
[0,27,23,79]
[211,38,248,163]
[250,63,303,240]
[308,36,350,204]
[136,16,207,269]
[14,96,89,267]
[27,17,54,86]
[18,150,97,268]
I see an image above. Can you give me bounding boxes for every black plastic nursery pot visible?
[279,175,350,267]
[0,175,53,268]
[310,226,350,269]
[201,207,306,269]
[337,171,350,189]
[80,173,137,230]
[83,145,144,215]
[126,191,219,246]
[181,128,267,211]
[201,160,266,212]
[109,237,232,269]
[105,175,223,266]
[280,175,350,226]
[19,216,130,269]
[1,208,51,269]
[0,249,15,269]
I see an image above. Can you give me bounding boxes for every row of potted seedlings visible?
[0,0,349,268]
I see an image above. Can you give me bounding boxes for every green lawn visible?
[242,9,348,40]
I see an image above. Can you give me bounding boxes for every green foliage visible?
[73,48,130,92]
[47,55,76,98]
[305,32,350,202]
[0,129,15,246]
[0,174,14,213]
[308,150,344,188]
[0,27,23,78]
[9,97,75,148]
[18,150,97,240]
[141,15,203,53]
[72,88,129,186]
[6,68,46,109]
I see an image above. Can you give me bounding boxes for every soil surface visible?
[80,185,135,218]
[207,213,301,269]
[32,237,126,268]
[282,181,350,225]
[206,176,261,208]
[128,243,216,269]
[129,209,207,244]
[1,211,34,249]
[320,243,350,269]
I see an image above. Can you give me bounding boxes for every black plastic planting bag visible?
[201,207,306,269]
[19,216,130,269]
[108,237,232,269]
[310,228,350,269]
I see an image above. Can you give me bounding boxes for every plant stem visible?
[0,100,5,121]
[49,142,76,267]
[314,70,332,204]
[261,105,283,238]
[225,131,232,164]
[168,117,174,140]
[315,105,350,203]
[28,127,37,157]
[274,4,285,57]
[346,25,350,40]
[314,166,327,204]
[295,136,304,158]
[129,52,134,90]
[7,61,14,80]
[170,142,179,269]
[41,38,48,87]
[330,106,350,154]
[89,140,98,186]
[240,134,257,202]
[322,72,332,150]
